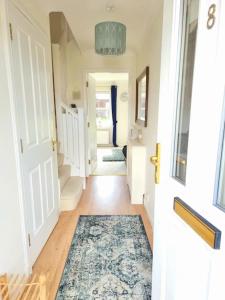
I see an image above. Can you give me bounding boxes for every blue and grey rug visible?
[56,215,152,299]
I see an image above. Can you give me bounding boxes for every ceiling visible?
[36,0,162,54]
[90,73,128,82]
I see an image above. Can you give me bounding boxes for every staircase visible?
[57,152,83,211]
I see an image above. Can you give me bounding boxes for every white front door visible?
[87,74,97,174]
[8,2,59,267]
[152,0,225,299]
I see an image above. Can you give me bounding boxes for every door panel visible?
[153,0,225,299]
[9,2,59,267]
[35,43,51,142]
[44,157,55,216]
[18,30,38,148]
[165,218,211,300]
[30,165,44,233]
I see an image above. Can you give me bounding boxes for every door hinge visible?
[88,159,91,165]
[20,138,24,154]
[87,122,90,128]
[86,81,89,88]
[28,234,31,247]
[9,23,13,40]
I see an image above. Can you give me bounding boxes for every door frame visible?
[2,0,58,273]
[83,68,132,177]
[151,1,178,297]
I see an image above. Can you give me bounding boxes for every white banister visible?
[58,103,86,182]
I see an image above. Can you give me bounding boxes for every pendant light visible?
[95,21,126,56]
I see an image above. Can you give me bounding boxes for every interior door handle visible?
[150,143,161,184]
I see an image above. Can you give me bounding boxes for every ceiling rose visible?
[106,5,115,12]
[95,22,126,56]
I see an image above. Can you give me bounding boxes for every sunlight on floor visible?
[92,147,127,176]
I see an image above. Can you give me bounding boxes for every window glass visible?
[96,92,112,129]
[173,0,199,183]
[215,99,225,211]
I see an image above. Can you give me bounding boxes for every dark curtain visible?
[111,85,118,147]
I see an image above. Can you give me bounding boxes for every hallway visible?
[33,176,153,299]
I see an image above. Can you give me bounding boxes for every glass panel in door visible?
[173,0,199,183]
[215,97,225,211]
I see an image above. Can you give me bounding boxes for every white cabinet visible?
[127,140,146,204]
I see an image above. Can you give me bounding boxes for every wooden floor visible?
[33,176,153,300]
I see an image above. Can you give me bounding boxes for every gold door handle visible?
[52,139,57,152]
[150,155,158,165]
[150,143,161,184]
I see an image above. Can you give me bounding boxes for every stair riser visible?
[60,188,83,211]
[60,176,83,211]
[59,175,70,190]
[59,166,71,190]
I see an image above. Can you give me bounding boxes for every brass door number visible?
[207,4,216,29]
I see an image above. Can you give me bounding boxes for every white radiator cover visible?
[97,129,110,145]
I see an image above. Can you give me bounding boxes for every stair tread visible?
[61,176,83,199]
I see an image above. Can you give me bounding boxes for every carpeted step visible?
[60,177,83,211]
[57,153,64,167]
[58,165,71,190]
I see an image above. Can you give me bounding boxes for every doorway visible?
[86,72,129,176]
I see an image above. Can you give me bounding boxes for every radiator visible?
[97,129,110,145]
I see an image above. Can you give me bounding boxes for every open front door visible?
[8,2,59,267]
[87,74,97,175]
[152,0,225,299]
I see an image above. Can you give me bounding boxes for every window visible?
[215,95,225,212]
[96,92,112,129]
[172,0,199,184]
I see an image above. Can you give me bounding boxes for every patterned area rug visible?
[56,215,152,299]
[102,148,125,162]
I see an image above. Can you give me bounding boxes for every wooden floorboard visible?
[33,176,153,300]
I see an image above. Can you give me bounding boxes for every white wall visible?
[12,0,49,33]
[133,6,163,226]
[51,15,83,107]
[59,36,83,106]
[0,0,50,274]
[66,39,83,106]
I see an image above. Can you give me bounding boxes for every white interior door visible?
[152,0,225,299]
[8,2,59,267]
[87,74,97,174]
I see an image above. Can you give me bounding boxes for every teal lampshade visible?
[95,22,126,55]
